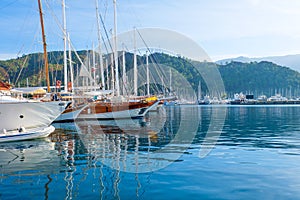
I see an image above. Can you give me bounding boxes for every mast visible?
[68,33,74,92]
[95,0,105,90]
[122,47,126,95]
[111,53,115,93]
[38,0,51,93]
[106,58,110,90]
[133,28,137,96]
[113,0,120,96]
[146,51,149,96]
[62,0,68,92]
[198,81,201,100]
[92,43,96,89]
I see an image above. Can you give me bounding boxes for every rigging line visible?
[95,6,109,54]
[14,2,37,59]
[44,0,64,38]
[141,45,170,82]
[69,41,95,82]
[99,12,113,54]
[148,61,165,94]
[12,27,40,85]
[121,45,162,95]
[44,0,94,83]
[136,49,149,84]
[101,0,108,21]
[142,56,162,95]
[135,28,168,93]
[20,24,40,57]
[14,55,29,85]
[44,0,73,46]
[0,0,20,10]
[148,53,168,94]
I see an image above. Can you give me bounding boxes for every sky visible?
[0,0,300,61]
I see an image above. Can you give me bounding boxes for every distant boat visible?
[268,94,288,102]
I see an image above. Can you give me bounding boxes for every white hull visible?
[77,101,159,120]
[53,104,87,123]
[149,103,162,112]
[0,125,55,143]
[0,101,67,131]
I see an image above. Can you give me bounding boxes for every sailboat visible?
[0,0,68,142]
[52,0,160,123]
[67,0,158,121]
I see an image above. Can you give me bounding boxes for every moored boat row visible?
[195,92,300,105]
[0,82,159,142]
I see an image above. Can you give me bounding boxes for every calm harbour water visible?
[1,105,300,200]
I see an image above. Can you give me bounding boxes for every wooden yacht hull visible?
[77,100,159,120]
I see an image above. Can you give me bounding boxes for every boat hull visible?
[0,101,67,131]
[53,104,87,123]
[77,100,159,120]
[0,125,55,143]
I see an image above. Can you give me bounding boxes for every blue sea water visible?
[1,105,300,200]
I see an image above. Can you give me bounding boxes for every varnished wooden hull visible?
[77,100,159,120]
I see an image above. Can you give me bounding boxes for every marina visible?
[195,93,300,105]
[1,0,300,199]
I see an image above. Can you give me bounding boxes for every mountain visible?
[0,51,87,87]
[1,51,300,98]
[218,61,300,98]
[216,54,300,72]
[152,53,300,98]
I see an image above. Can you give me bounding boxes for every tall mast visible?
[95,0,105,90]
[62,0,68,92]
[198,81,201,100]
[68,33,74,92]
[38,0,50,92]
[146,51,149,96]
[113,0,120,96]
[133,28,137,96]
[111,53,115,93]
[106,58,109,90]
[122,46,126,95]
[92,43,96,89]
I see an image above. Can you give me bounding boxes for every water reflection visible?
[1,105,300,199]
[0,139,59,175]
[74,106,201,173]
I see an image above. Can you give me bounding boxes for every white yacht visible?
[0,82,68,141]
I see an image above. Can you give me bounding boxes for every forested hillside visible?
[1,51,300,98]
